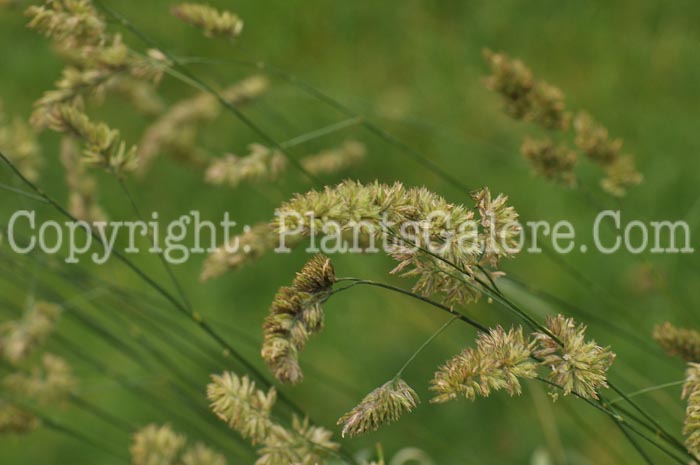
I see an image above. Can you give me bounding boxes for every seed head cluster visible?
[207,371,338,465]
[431,326,537,403]
[337,378,419,438]
[130,423,226,465]
[653,322,700,363]
[274,181,519,307]
[171,3,243,39]
[485,49,642,196]
[262,255,335,384]
[534,315,615,400]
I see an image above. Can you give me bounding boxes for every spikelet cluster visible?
[137,76,268,174]
[257,417,339,465]
[337,378,419,438]
[60,137,108,223]
[274,180,519,308]
[682,364,700,457]
[206,144,286,187]
[0,102,42,182]
[4,353,78,405]
[520,137,577,187]
[483,49,569,130]
[171,3,243,39]
[534,315,615,400]
[207,371,338,465]
[262,255,335,384]
[207,372,276,443]
[130,424,226,465]
[484,50,642,196]
[431,326,537,403]
[300,140,366,176]
[0,301,60,364]
[0,401,40,435]
[200,222,282,281]
[653,322,700,363]
[573,112,643,196]
[26,0,106,48]
[131,424,186,465]
[47,104,137,174]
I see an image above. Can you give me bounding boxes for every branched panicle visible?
[0,301,60,364]
[262,255,335,384]
[0,401,40,435]
[27,2,166,127]
[207,371,276,444]
[4,353,78,405]
[47,104,138,174]
[137,76,268,174]
[171,3,243,39]
[484,50,642,196]
[130,424,186,465]
[653,322,700,363]
[205,144,286,187]
[682,364,700,457]
[430,326,537,403]
[274,181,520,308]
[483,49,569,130]
[520,136,577,187]
[534,315,615,400]
[337,378,419,438]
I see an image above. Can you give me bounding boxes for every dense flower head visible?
[130,424,186,465]
[683,364,700,457]
[0,101,42,182]
[4,353,78,405]
[534,315,615,400]
[200,222,282,282]
[653,322,700,363]
[130,424,227,465]
[257,417,339,465]
[0,401,40,435]
[205,144,286,187]
[273,180,520,308]
[207,371,276,444]
[483,49,569,130]
[171,3,243,39]
[26,0,107,48]
[60,137,108,223]
[47,104,138,174]
[262,255,335,384]
[181,442,227,465]
[520,136,578,187]
[431,326,537,403]
[300,140,366,176]
[337,378,419,438]
[0,301,60,364]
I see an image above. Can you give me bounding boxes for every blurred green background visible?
[1,0,699,464]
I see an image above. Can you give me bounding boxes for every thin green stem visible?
[608,380,685,405]
[395,315,458,378]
